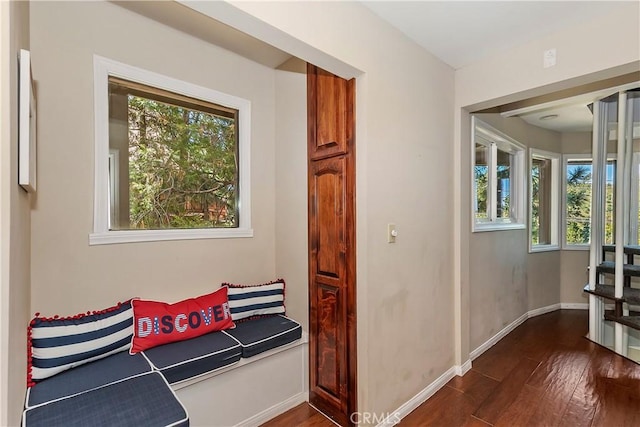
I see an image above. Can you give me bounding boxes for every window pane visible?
[532,157,552,245]
[108,78,239,230]
[565,161,592,245]
[475,144,489,221]
[496,148,512,221]
[564,159,616,245]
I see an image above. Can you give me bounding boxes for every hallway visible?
[264,310,640,426]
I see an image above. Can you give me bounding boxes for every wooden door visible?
[308,64,356,426]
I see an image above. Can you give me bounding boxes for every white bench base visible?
[174,333,309,427]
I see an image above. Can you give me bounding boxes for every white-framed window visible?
[529,149,560,252]
[91,56,252,245]
[471,117,526,232]
[562,154,616,250]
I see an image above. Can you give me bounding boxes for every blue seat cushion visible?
[224,315,302,358]
[142,330,241,384]
[23,372,188,427]
[26,351,151,408]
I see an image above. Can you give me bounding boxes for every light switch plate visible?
[388,224,397,243]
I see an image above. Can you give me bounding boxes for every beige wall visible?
[29,1,278,313]
[186,0,457,417]
[357,31,455,419]
[456,3,640,110]
[469,229,528,348]
[468,114,563,350]
[0,1,31,425]
[562,131,592,155]
[528,251,562,310]
[274,66,308,331]
[561,251,589,304]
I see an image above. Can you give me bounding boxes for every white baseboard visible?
[376,366,457,427]
[455,359,472,376]
[235,392,308,427]
[561,303,588,310]
[528,303,561,318]
[470,312,528,361]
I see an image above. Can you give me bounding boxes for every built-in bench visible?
[173,325,308,426]
[24,283,307,427]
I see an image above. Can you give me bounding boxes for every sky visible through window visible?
[566,163,615,184]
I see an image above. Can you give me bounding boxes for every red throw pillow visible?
[130,287,234,354]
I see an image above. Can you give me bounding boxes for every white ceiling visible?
[518,104,593,132]
[362,1,629,70]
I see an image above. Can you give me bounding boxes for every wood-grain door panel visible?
[308,65,348,161]
[311,157,345,282]
[315,284,341,398]
[309,157,347,410]
[308,63,356,427]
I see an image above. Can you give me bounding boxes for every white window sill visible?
[472,223,525,233]
[89,228,254,245]
[529,244,560,253]
[561,245,590,251]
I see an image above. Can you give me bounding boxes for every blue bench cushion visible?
[142,330,241,384]
[223,315,302,358]
[23,372,188,427]
[26,351,151,408]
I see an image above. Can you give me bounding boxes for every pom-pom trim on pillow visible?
[27,300,133,387]
[222,279,286,322]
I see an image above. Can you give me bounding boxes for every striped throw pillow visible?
[223,280,286,322]
[27,301,134,385]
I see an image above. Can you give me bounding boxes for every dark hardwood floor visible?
[261,310,640,426]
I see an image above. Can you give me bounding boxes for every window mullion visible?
[490,142,498,221]
[511,151,518,221]
[550,157,560,244]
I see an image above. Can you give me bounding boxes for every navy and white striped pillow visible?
[27,301,134,385]
[223,280,286,322]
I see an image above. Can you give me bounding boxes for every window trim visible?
[90,55,252,245]
[108,149,120,230]
[528,148,560,253]
[471,117,526,232]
